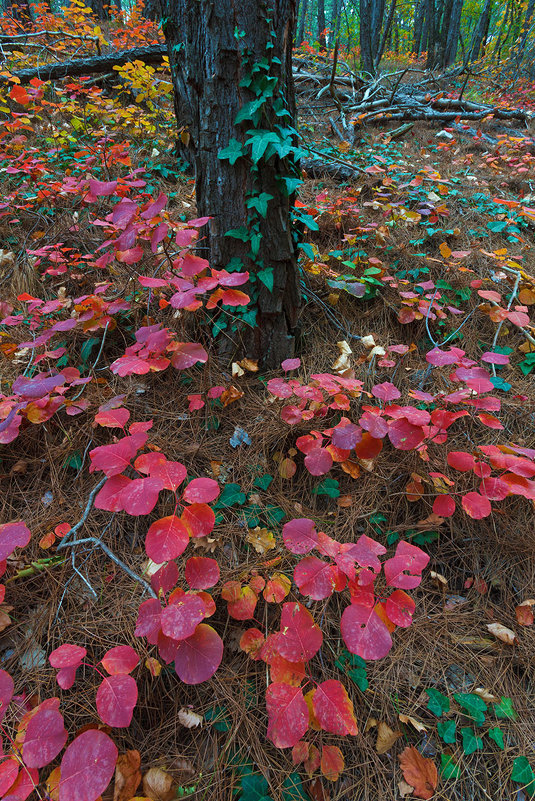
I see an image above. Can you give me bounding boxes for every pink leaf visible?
[120,477,163,516]
[23,708,67,768]
[0,671,13,722]
[340,602,392,660]
[312,680,358,736]
[277,602,323,662]
[184,557,220,589]
[101,646,139,676]
[0,760,18,796]
[281,405,303,425]
[171,342,208,370]
[59,730,118,801]
[481,351,509,365]
[384,541,429,589]
[266,683,309,748]
[282,518,318,555]
[96,675,137,728]
[0,521,31,561]
[151,561,179,595]
[56,667,77,690]
[181,503,216,538]
[331,423,361,450]
[49,644,86,669]
[304,447,333,476]
[372,382,401,402]
[294,556,343,600]
[161,595,206,640]
[182,477,220,504]
[462,492,492,519]
[94,475,131,512]
[447,451,475,471]
[134,598,161,644]
[281,358,301,371]
[145,515,189,562]
[388,419,425,451]
[174,623,223,684]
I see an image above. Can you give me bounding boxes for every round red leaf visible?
[181,503,216,538]
[266,683,309,748]
[96,675,138,728]
[184,557,220,589]
[174,623,223,684]
[161,595,206,640]
[145,515,189,562]
[304,448,333,476]
[277,602,323,662]
[0,521,31,562]
[23,708,67,768]
[462,492,492,519]
[49,644,86,669]
[101,646,139,675]
[340,602,392,660]
[182,477,220,504]
[432,494,455,517]
[282,518,318,555]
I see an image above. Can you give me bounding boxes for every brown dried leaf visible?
[398,746,437,800]
[246,527,275,555]
[375,722,402,754]
[516,600,535,627]
[398,779,414,798]
[114,750,141,801]
[399,714,427,733]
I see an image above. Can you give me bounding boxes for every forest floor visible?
[1,16,535,801]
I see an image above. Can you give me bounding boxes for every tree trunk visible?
[359,0,376,73]
[425,0,436,69]
[330,0,341,48]
[469,0,492,62]
[142,0,161,20]
[162,0,300,367]
[88,0,109,20]
[375,0,396,68]
[296,0,308,44]
[443,0,463,65]
[317,0,326,47]
[413,0,425,55]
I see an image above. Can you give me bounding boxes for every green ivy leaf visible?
[281,772,308,800]
[245,130,281,163]
[488,727,504,750]
[440,754,460,780]
[205,704,231,732]
[494,696,517,720]
[246,193,273,218]
[511,757,535,797]
[218,138,245,165]
[257,267,274,292]
[253,474,273,490]
[437,720,457,744]
[213,483,246,508]
[460,727,482,755]
[454,692,487,725]
[240,773,270,801]
[426,689,450,717]
[312,478,340,498]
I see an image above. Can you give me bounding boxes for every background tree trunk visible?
[141,0,161,20]
[470,0,492,62]
[163,0,300,367]
[317,0,326,47]
[296,0,308,45]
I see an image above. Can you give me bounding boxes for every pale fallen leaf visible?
[332,340,352,373]
[399,714,427,733]
[398,779,414,798]
[145,657,161,677]
[177,708,203,728]
[449,633,494,649]
[361,335,376,349]
[142,767,175,801]
[474,687,500,703]
[364,717,378,733]
[430,570,448,587]
[376,721,402,754]
[487,622,517,645]
[231,362,244,377]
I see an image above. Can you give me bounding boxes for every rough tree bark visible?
[162,0,300,367]
[469,0,492,63]
[141,0,161,21]
[296,0,308,44]
[317,0,326,47]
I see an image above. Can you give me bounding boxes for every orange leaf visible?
[398,746,437,800]
[439,242,452,259]
[10,84,30,105]
[320,745,344,782]
[516,600,535,627]
[113,750,141,801]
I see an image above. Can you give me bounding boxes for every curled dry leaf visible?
[398,779,414,798]
[177,708,203,728]
[113,750,141,801]
[430,571,448,587]
[375,721,402,754]
[246,527,276,554]
[399,713,427,733]
[474,687,500,703]
[142,767,175,801]
[486,622,517,645]
[398,746,438,800]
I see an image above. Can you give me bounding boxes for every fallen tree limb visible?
[1,43,167,83]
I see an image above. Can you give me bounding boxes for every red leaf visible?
[96,675,138,728]
[277,602,323,662]
[0,671,13,722]
[134,598,161,644]
[432,494,455,517]
[266,683,309,748]
[462,491,492,519]
[59,730,118,801]
[398,746,437,800]
[120,477,163,515]
[447,451,475,471]
[181,503,216,538]
[0,521,31,561]
[174,623,223,684]
[56,667,77,690]
[281,358,301,371]
[23,708,67,768]
[151,562,179,595]
[89,436,139,477]
[240,628,265,659]
[313,680,358,736]
[148,460,187,492]
[384,541,429,589]
[224,585,258,620]
[170,342,208,370]
[385,589,415,627]
[331,422,361,450]
[281,405,303,425]
[1,765,38,801]
[182,477,220,504]
[388,419,425,451]
[341,602,392,660]
[184,557,220,589]
[282,518,318,554]
[294,556,343,600]
[94,475,131,512]
[145,515,189,562]
[9,85,30,105]
[161,595,206,640]
[372,382,401,402]
[354,432,383,459]
[101,646,139,675]
[0,760,18,795]
[304,448,333,476]
[49,644,86,669]
[320,745,344,782]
